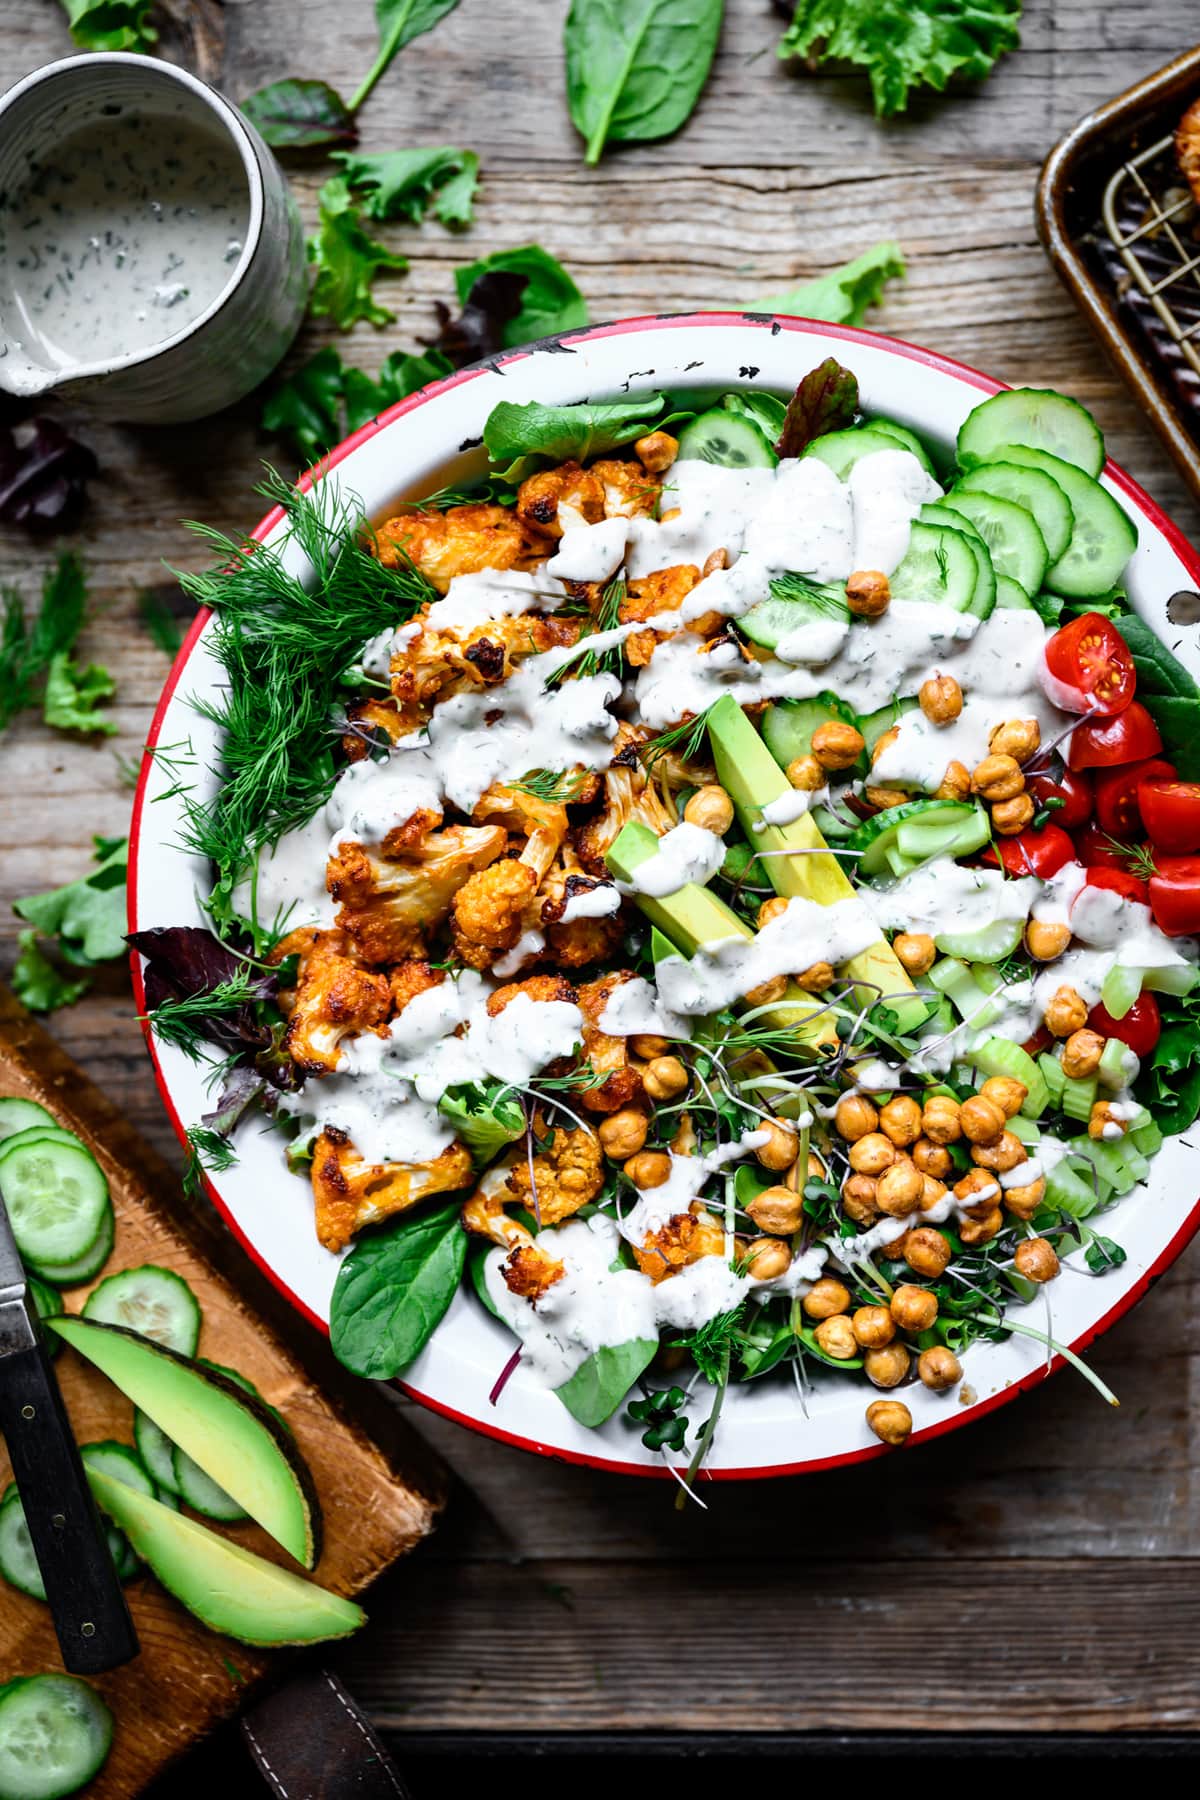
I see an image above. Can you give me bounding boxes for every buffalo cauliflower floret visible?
[284,939,392,1076]
[374,503,547,594]
[573,754,675,879]
[472,783,569,884]
[487,973,578,1016]
[450,859,537,971]
[632,1203,726,1285]
[502,1243,566,1302]
[461,1166,568,1304]
[390,957,447,1013]
[515,461,605,537]
[329,825,508,964]
[311,1127,474,1253]
[539,871,624,970]
[574,970,647,1114]
[590,458,661,519]
[504,1114,604,1225]
[390,611,580,714]
[341,695,415,763]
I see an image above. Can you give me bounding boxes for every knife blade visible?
[0,1179,138,1673]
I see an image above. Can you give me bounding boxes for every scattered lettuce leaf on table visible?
[262,346,454,463]
[14,836,128,968]
[565,0,725,164]
[777,0,1022,119]
[351,0,464,111]
[0,553,92,735]
[748,241,905,324]
[42,651,117,736]
[452,246,588,347]
[11,930,91,1014]
[241,79,359,152]
[308,177,409,330]
[334,146,480,227]
[59,0,156,53]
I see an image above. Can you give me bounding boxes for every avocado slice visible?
[86,1468,364,1647]
[605,820,840,1055]
[704,695,927,1032]
[49,1317,320,1569]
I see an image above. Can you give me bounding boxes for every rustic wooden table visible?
[3,0,1200,1772]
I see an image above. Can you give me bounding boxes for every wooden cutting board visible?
[0,986,446,1796]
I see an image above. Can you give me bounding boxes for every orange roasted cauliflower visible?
[329,824,508,964]
[373,503,547,593]
[311,1128,474,1253]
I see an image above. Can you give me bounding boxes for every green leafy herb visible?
[640,703,717,769]
[768,571,851,619]
[241,79,358,152]
[778,0,1022,120]
[330,1201,469,1378]
[1115,614,1200,780]
[554,1338,658,1426]
[453,246,588,349]
[775,358,859,459]
[564,0,725,164]
[262,346,454,464]
[59,0,155,52]
[1136,999,1200,1136]
[350,0,464,112]
[483,394,664,483]
[136,584,191,657]
[748,241,905,324]
[1082,1230,1127,1275]
[510,769,591,804]
[549,577,626,686]
[333,146,479,228]
[308,177,409,330]
[184,1126,239,1201]
[42,650,116,736]
[143,970,276,1062]
[439,1081,526,1164]
[673,1303,746,1384]
[626,1385,689,1451]
[0,553,88,734]
[10,930,91,1014]
[13,836,128,968]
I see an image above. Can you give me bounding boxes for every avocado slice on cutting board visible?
[49,1317,320,1569]
[704,694,928,1032]
[86,1468,363,1647]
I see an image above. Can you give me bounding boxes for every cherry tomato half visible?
[1022,1025,1053,1059]
[1139,779,1200,855]
[985,824,1076,878]
[1026,764,1092,831]
[1088,992,1161,1058]
[1093,757,1177,839]
[1042,612,1136,715]
[1074,821,1147,876]
[1068,700,1163,771]
[1148,855,1200,936]
[1085,865,1149,905]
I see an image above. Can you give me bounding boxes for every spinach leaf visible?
[241,79,358,152]
[15,836,128,967]
[1136,1019,1200,1136]
[778,0,1022,120]
[439,1081,526,1164]
[565,0,725,165]
[1117,615,1200,778]
[483,394,666,482]
[749,241,905,325]
[10,930,91,1015]
[453,245,588,347]
[262,346,454,463]
[554,1338,658,1426]
[351,0,464,112]
[330,1201,468,1378]
[308,178,408,331]
[775,358,859,459]
[466,1238,503,1319]
[59,0,155,52]
[334,147,479,228]
[42,651,116,736]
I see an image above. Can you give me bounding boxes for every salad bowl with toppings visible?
[130,316,1200,1480]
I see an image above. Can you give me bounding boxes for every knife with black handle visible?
[0,1184,138,1673]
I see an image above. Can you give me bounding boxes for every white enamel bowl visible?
[130,315,1200,1477]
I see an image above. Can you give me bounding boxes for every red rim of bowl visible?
[128,310,1200,1480]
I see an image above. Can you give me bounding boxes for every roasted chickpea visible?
[891,1284,938,1332]
[742,1236,792,1281]
[865,784,910,811]
[971,753,1025,802]
[634,430,678,473]
[954,1168,1002,1217]
[918,1346,963,1392]
[746,1184,804,1236]
[811,721,866,771]
[1025,918,1072,962]
[846,569,891,618]
[936,760,972,803]
[864,1342,912,1389]
[921,1175,948,1212]
[989,717,1040,761]
[1062,1028,1105,1079]
[959,1094,1006,1146]
[815,1314,859,1360]
[920,673,963,726]
[971,1131,1028,1174]
[755,1118,800,1172]
[683,784,734,835]
[878,1095,923,1148]
[979,1075,1027,1118]
[597,1108,648,1161]
[629,1034,669,1060]
[642,1055,689,1101]
[893,931,936,976]
[1089,1100,1128,1140]
[992,793,1036,836]
[802,1277,852,1321]
[903,1226,951,1278]
[1044,985,1088,1037]
[913,1137,952,1178]
[757,896,789,928]
[848,1131,896,1176]
[1003,1177,1046,1220]
[795,960,835,993]
[841,1173,880,1224]
[625,1150,672,1190]
[921,1094,962,1145]
[866,1398,912,1445]
[959,1207,1004,1246]
[785,754,825,793]
[701,547,730,579]
[852,1305,896,1349]
[876,1158,924,1217]
[744,973,789,1008]
[870,727,900,769]
[1014,1237,1060,1283]
[835,1093,878,1142]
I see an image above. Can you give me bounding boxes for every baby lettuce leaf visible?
[262,346,454,463]
[432,272,530,367]
[42,651,116,736]
[483,394,666,481]
[778,0,1022,120]
[452,246,588,348]
[15,836,128,968]
[748,241,905,324]
[1136,1021,1200,1136]
[333,146,479,228]
[330,1202,468,1378]
[555,1338,658,1427]
[60,0,155,52]
[439,1081,526,1165]
[308,178,409,330]
[775,358,859,458]
[10,930,91,1015]
[241,79,358,152]
[351,0,464,111]
[0,418,98,533]
[565,0,725,165]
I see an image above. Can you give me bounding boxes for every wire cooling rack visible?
[1101,134,1200,380]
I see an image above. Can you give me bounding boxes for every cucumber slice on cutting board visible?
[0,1674,114,1800]
[0,1140,109,1273]
[83,1265,201,1356]
[0,1099,55,1144]
[956,387,1106,478]
[28,1204,114,1289]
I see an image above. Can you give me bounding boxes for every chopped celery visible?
[970,1036,1049,1117]
[1061,1074,1098,1123]
[1006,1114,1041,1145]
[1131,1119,1163,1156]
[1099,962,1141,1020]
[934,917,1024,962]
[1122,1144,1151,1183]
[1037,1051,1065,1109]
[1141,964,1197,997]
[895,811,991,861]
[928,957,990,1022]
[1096,1036,1137,1090]
[1069,1136,1136,1196]
[1045,1158,1103,1220]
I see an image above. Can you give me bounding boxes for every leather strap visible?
[241,1667,409,1799]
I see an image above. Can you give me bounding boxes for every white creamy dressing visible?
[424,569,567,634]
[492,930,546,976]
[595,975,692,1041]
[618,1131,769,1246]
[560,883,621,922]
[620,821,726,898]
[869,862,1040,938]
[655,894,880,1016]
[759,787,818,827]
[545,517,629,582]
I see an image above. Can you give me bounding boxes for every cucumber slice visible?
[801,426,908,479]
[0,1140,109,1272]
[0,1486,46,1602]
[0,1127,85,1164]
[83,1265,201,1357]
[845,799,987,880]
[1099,962,1142,1020]
[26,1275,62,1351]
[994,573,1034,609]
[808,803,855,841]
[934,917,1024,962]
[761,693,859,768]
[28,1204,114,1289]
[79,1440,155,1499]
[971,1037,1050,1116]
[982,444,1137,598]
[888,522,978,613]
[857,695,919,757]
[0,1674,113,1800]
[957,388,1105,478]
[172,1444,248,1523]
[919,502,997,620]
[940,489,1049,595]
[676,408,776,469]
[740,577,849,652]
[0,1099,55,1144]
[1070,1136,1136,1196]
[865,417,936,474]
[134,1409,182,1496]
[955,459,1075,564]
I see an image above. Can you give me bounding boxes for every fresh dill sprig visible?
[142,971,271,1061]
[768,572,849,618]
[673,1302,747,1384]
[510,768,590,805]
[546,577,627,688]
[640,704,717,770]
[0,554,88,734]
[183,1126,239,1199]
